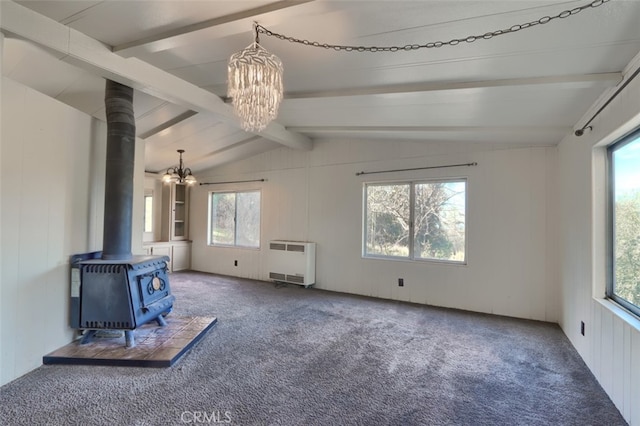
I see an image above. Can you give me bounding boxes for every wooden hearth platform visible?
[43,316,217,367]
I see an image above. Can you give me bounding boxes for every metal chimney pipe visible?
[102,80,135,260]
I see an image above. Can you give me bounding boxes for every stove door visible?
[131,266,174,322]
[80,265,135,329]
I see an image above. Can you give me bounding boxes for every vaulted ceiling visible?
[2,0,640,173]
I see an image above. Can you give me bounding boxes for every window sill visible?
[595,297,640,333]
[362,254,467,266]
[207,244,260,251]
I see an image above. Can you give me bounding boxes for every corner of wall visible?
[557,61,640,425]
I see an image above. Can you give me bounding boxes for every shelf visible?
[161,182,189,241]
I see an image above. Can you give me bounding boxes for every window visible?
[364,179,466,263]
[608,129,640,317]
[143,192,153,233]
[209,190,261,248]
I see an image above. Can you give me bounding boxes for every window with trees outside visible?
[209,190,261,248]
[609,129,640,317]
[364,179,466,263]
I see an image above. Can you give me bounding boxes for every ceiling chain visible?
[256,0,611,53]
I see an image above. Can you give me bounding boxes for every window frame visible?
[362,177,468,264]
[208,189,262,249]
[607,128,640,318]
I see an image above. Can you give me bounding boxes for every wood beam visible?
[145,129,260,173]
[113,0,317,58]
[0,1,312,151]
[191,136,264,165]
[283,73,622,100]
[287,125,571,134]
[190,137,281,171]
[138,110,199,140]
[574,49,640,136]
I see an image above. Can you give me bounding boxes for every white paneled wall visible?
[1,78,96,384]
[0,78,145,386]
[557,64,640,424]
[191,139,559,323]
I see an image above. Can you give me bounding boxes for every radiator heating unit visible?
[268,241,316,287]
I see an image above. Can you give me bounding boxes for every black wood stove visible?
[76,255,175,346]
[71,80,174,348]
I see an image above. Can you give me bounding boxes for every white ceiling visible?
[2,0,640,173]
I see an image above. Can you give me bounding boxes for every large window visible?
[609,129,640,317]
[364,179,466,263]
[209,190,261,248]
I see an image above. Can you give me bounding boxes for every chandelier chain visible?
[256,0,610,53]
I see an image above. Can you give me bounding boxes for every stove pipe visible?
[102,80,135,260]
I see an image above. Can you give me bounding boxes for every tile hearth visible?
[43,316,217,367]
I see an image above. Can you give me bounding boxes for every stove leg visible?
[125,330,135,348]
[80,330,97,345]
[156,315,167,327]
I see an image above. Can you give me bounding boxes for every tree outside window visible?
[209,190,261,248]
[609,131,640,316]
[364,179,466,263]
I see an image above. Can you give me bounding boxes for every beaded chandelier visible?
[228,23,283,132]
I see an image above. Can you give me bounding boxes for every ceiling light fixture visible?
[162,149,197,185]
[228,22,283,133]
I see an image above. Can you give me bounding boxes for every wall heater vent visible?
[267,241,316,287]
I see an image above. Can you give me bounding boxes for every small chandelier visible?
[162,149,197,185]
[228,22,283,132]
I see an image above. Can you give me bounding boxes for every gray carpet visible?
[0,271,626,425]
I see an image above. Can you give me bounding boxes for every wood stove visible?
[77,255,175,347]
[72,80,175,348]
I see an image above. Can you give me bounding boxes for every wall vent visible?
[269,272,286,281]
[267,241,316,287]
[286,275,305,284]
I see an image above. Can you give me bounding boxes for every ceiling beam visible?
[138,110,199,140]
[145,132,260,173]
[113,0,317,58]
[192,136,264,164]
[192,138,281,172]
[283,73,622,100]
[149,135,271,173]
[287,126,571,134]
[574,48,640,137]
[219,73,622,102]
[0,1,312,151]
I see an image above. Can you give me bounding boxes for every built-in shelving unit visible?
[162,183,189,241]
[143,181,192,272]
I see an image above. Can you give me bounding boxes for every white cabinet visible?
[144,241,191,272]
[172,243,191,271]
[161,183,189,241]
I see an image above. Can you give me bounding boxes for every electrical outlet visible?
[398,278,404,287]
[234,260,238,266]
[580,321,585,336]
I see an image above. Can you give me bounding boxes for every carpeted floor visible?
[0,271,627,425]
